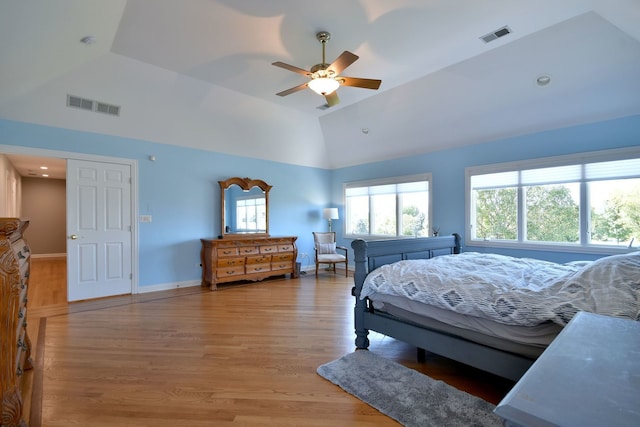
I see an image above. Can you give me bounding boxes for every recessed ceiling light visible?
[536,74,551,87]
[42,174,49,177]
[80,35,97,45]
[361,128,370,134]
[40,166,48,170]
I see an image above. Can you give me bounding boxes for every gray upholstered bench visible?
[495,311,640,427]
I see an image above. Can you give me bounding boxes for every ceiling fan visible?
[272,31,382,108]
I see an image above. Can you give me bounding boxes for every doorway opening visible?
[0,146,138,306]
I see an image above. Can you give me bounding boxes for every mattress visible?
[368,292,563,358]
[362,251,640,327]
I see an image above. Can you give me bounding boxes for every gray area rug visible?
[317,350,503,427]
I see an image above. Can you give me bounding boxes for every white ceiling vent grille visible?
[67,95,94,111]
[96,102,120,116]
[480,26,512,43]
[67,95,120,116]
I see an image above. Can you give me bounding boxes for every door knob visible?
[69,234,78,240]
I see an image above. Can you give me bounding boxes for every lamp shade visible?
[323,208,339,220]
[308,77,340,96]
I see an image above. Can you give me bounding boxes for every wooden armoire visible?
[1,218,32,427]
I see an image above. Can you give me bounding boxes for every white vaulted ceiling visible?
[1,1,640,169]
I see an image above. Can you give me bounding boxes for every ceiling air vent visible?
[67,95,94,111]
[96,102,120,116]
[480,26,512,43]
[67,95,120,116]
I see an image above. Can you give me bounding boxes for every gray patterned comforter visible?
[361,251,640,326]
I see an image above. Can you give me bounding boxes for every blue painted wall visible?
[0,119,330,287]
[2,114,640,289]
[332,114,640,263]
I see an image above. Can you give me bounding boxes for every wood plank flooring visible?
[24,260,514,426]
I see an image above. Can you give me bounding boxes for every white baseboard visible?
[137,280,201,294]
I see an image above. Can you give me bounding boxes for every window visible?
[344,174,432,238]
[466,147,640,252]
[235,196,266,232]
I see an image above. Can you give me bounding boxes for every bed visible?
[351,234,640,381]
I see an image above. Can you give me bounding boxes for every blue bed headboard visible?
[351,233,461,273]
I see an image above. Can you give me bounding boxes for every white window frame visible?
[235,194,266,233]
[465,146,640,254]
[343,173,433,240]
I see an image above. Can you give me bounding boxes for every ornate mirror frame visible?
[219,177,272,238]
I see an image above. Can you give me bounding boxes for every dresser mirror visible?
[219,177,272,238]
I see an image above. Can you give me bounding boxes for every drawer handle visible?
[226,261,235,265]
[17,367,24,376]
[223,250,233,255]
[18,311,24,318]
[243,249,254,253]
[264,248,273,252]
[226,270,235,274]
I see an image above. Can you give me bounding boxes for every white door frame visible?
[0,144,139,295]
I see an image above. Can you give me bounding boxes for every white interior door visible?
[67,159,132,301]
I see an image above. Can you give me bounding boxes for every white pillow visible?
[318,242,337,254]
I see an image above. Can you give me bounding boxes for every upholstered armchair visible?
[313,231,348,277]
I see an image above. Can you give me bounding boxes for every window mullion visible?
[396,193,401,236]
[580,180,589,245]
[518,172,525,242]
[368,195,373,235]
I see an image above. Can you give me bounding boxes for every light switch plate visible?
[139,215,152,223]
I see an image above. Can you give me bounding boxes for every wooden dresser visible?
[1,218,32,427]
[201,237,298,289]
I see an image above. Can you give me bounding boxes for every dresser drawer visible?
[216,266,245,278]
[246,255,271,265]
[271,261,292,271]
[217,247,239,257]
[259,245,278,254]
[277,244,294,252]
[246,263,271,274]
[216,257,245,268]
[272,253,293,262]
[239,246,259,255]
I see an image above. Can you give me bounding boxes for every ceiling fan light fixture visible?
[272,30,380,107]
[308,77,340,96]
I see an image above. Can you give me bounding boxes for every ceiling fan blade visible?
[276,82,309,97]
[272,61,311,76]
[327,51,359,75]
[324,91,340,107]
[339,76,382,90]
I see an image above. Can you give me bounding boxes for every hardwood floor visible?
[24,260,514,426]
